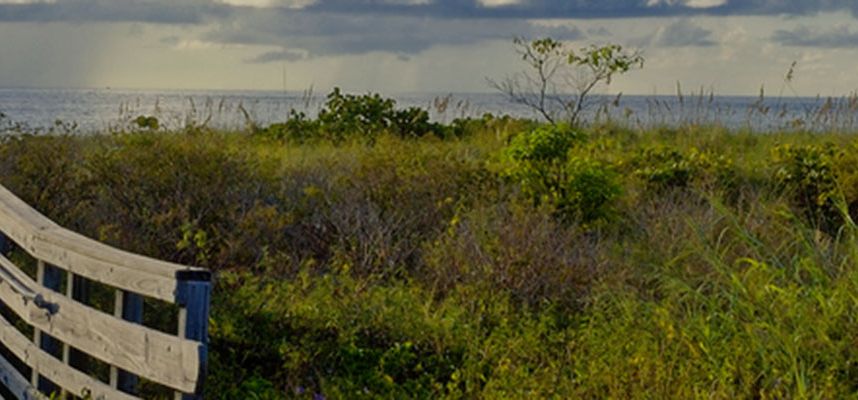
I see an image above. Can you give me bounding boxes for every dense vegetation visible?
[3,93,858,399]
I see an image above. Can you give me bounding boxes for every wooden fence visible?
[0,184,211,399]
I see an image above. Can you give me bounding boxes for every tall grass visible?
[2,119,858,398]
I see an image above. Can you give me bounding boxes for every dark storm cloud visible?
[2,0,858,24]
[2,0,857,61]
[300,0,858,19]
[0,0,230,24]
[206,9,583,59]
[772,25,858,48]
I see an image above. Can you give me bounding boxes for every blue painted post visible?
[64,274,91,377]
[0,232,9,256]
[175,270,211,400]
[110,290,143,394]
[33,261,62,395]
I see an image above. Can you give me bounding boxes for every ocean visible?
[0,87,855,134]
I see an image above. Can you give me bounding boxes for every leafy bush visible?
[632,146,694,190]
[318,88,396,142]
[313,88,444,142]
[557,157,622,223]
[447,114,536,139]
[503,124,617,224]
[134,115,160,131]
[389,107,437,138]
[259,110,320,143]
[505,123,584,163]
[630,146,737,197]
[771,143,840,230]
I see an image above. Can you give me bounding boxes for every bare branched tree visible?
[489,37,644,127]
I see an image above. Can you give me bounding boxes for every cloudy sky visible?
[1,0,858,96]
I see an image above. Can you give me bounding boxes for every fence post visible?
[62,273,91,395]
[110,290,144,394]
[0,232,9,256]
[33,261,63,395]
[174,270,211,400]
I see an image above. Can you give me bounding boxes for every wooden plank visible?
[28,229,185,303]
[0,184,207,303]
[0,186,58,244]
[175,278,211,400]
[110,290,143,394]
[0,312,138,400]
[0,255,203,393]
[0,348,45,400]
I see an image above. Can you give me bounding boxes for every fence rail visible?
[0,184,211,399]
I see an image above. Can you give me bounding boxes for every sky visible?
[1,0,858,96]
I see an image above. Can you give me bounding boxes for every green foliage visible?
[134,115,160,131]
[7,123,858,399]
[260,110,321,143]
[772,143,840,230]
[447,113,535,139]
[506,123,583,163]
[503,124,618,225]
[259,88,451,143]
[558,157,622,223]
[632,146,694,190]
[318,88,397,141]
[630,146,737,194]
[494,37,644,126]
[567,44,644,84]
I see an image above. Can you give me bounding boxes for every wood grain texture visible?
[0,184,206,303]
[0,312,137,400]
[0,254,202,393]
[0,349,45,400]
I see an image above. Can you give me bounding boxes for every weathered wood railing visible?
[0,184,211,399]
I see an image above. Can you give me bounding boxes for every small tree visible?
[490,37,644,126]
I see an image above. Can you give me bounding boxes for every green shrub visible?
[502,125,617,225]
[318,88,443,142]
[771,143,840,230]
[557,157,622,223]
[259,110,320,143]
[632,146,694,190]
[831,142,858,222]
[318,88,395,142]
[447,114,535,139]
[260,89,446,143]
[389,107,441,138]
[134,115,160,131]
[505,123,584,163]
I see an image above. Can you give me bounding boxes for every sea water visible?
[0,87,853,134]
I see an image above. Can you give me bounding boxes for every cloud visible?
[2,0,858,25]
[217,0,316,9]
[294,0,858,19]
[0,0,231,24]
[246,48,307,62]
[587,27,612,37]
[205,10,584,60]
[647,19,716,47]
[772,25,858,48]
[1,0,856,63]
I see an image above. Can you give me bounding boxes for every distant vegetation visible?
[3,86,858,397]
